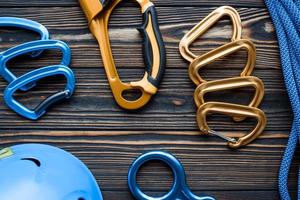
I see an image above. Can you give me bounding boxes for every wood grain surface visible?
[0,0,297,199]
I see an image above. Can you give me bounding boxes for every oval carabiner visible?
[179,6,242,63]
[194,76,265,122]
[0,17,49,57]
[197,102,267,148]
[4,65,75,120]
[189,39,256,85]
[80,0,166,109]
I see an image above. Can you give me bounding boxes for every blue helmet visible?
[0,144,103,200]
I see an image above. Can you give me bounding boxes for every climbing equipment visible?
[179,6,266,148]
[4,65,75,120]
[128,151,215,200]
[0,17,76,120]
[0,40,71,91]
[265,0,300,199]
[1,40,75,120]
[80,0,166,110]
[0,144,103,200]
[0,17,49,57]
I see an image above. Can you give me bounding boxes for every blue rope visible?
[265,0,300,199]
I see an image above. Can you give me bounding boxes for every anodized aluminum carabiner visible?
[179,6,242,63]
[0,40,71,91]
[179,6,266,148]
[0,17,49,57]
[80,0,166,110]
[4,65,75,120]
[197,102,266,148]
[194,76,265,122]
[189,39,256,85]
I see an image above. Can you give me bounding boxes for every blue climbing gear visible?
[0,17,75,120]
[0,17,49,57]
[128,151,215,200]
[0,40,71,91]
[4,65,75,120]
[265,0,300,199]
[0,144,103,200]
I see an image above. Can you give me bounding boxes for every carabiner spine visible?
[179,6,242,63]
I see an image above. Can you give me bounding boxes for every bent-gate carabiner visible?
[80,0,166,109]
[4,65,75,120]
[179,6,242,63]
[0,17,49,57]
[197,102,266,148]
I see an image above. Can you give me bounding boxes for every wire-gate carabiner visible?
[197,102,266,148]
[80,0,166,110]
[179,6,266,148]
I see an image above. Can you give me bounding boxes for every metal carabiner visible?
[189,39,256,85]
[0,17,49,57]
[179,6,266,148]
[4,65,75,120]
[1,39,74,120]
[0,40,71,91]
[197,102,266,148]
[179,6,242,63]
[80,0,166,109]
[194,76,265,122]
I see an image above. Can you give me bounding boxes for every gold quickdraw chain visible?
[179,6,267,148]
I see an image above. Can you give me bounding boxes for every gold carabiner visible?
[179,6,266,148]
[194,76,264,122]
[189,39,256,85]
[80,0,166,109]
[197,102,266,148]
[179,6,242,63]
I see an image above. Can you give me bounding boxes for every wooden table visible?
[0,1,297,199]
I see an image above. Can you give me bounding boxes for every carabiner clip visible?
[179,6,242,63]
[194,76,265,122]
[4,65,75,120]
[80,0,166,109]
[0,17,49,57]
[197,102,266,148]
[0,40,71,91]
[189,39,256,85]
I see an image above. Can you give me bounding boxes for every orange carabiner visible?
[189,39,256,85]
[179,6,266,148]
[80,0,166,109]
[179,6,242,62]
[194,76,265,122]
[197,102,266,148]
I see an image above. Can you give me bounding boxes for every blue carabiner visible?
[4,65,75,120]
[0,39,71,91]
[128,151,215,200]
[0,17,49,57]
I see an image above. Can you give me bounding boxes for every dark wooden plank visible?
[0,3,295,200]
[0,0,267,8]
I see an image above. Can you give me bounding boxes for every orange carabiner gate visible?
[80,0,166,109]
